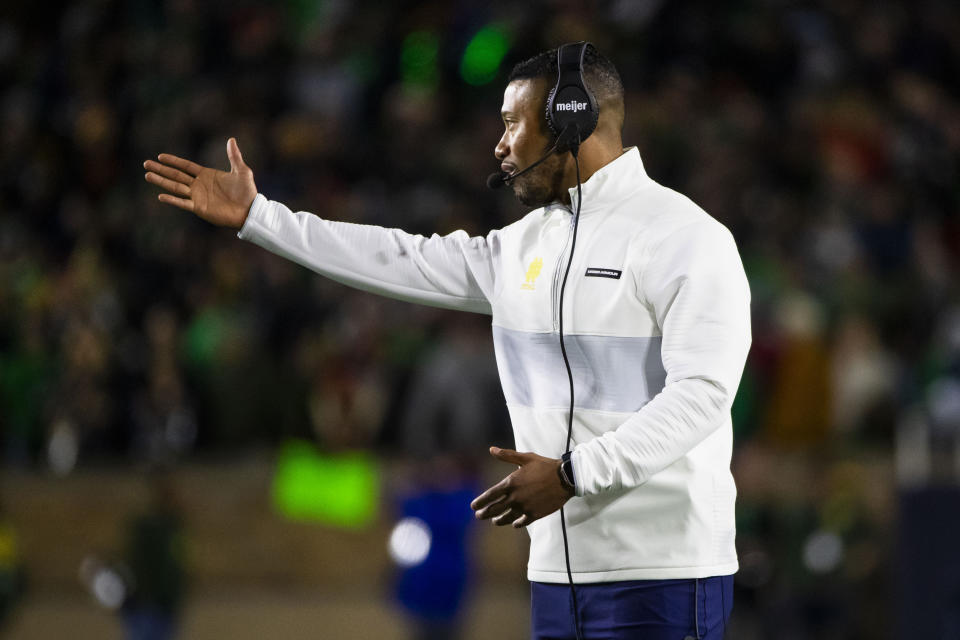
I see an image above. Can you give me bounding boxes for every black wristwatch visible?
[558,451,576,493]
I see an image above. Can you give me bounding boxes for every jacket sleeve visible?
[237,194,499,314]
[570,219,752,495]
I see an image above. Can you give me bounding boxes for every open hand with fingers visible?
[471,446,574,529]
[144,137,257,229]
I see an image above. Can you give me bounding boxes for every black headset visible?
[545,41,599,154]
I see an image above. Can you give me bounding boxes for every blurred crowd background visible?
[1,0,959,638]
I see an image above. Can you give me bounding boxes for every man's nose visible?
[494,133,508,161]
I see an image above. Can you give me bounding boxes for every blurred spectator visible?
[121,473,187,640]
[0,499,24,630]
[390,456,480,640]
[399,314,507,459]
[762,291,832,448]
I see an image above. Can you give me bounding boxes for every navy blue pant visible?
[531,576,733,640]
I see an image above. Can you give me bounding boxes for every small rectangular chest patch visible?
[584,267,622,279]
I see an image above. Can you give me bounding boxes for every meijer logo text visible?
[556,101,587,112]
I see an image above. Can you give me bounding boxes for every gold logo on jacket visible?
[522,257,543,290]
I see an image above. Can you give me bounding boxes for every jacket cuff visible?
[236,193,271,241]
[570,447,587,497]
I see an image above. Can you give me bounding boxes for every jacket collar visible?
[546,146,651,216]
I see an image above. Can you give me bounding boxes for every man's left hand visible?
[471,447,574,528]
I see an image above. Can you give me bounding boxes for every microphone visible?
[487,171,508,189]
[485,128,571,190]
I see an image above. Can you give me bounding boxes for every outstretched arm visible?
[144,139,499,312]
[144,138,256,229]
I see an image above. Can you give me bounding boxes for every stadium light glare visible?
[460,25,510,86]
[272,440,379,528]
[388,517,432,567]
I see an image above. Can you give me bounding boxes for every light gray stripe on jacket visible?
[492,326,666,412]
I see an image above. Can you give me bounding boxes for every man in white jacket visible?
[145,44,750,640]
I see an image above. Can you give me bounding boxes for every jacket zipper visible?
[551,211,576,332]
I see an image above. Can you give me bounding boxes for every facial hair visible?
[512,151,566,207]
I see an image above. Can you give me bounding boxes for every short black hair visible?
[507,43,624,114]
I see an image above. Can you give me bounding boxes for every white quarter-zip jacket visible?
[237,147,752,582]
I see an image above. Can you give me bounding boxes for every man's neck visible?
[557,140,625,205]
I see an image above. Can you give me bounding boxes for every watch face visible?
[560,457,575,489]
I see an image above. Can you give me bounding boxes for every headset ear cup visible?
[548,42,600,152]
[584,93,599,140]
[545,84,560,139]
